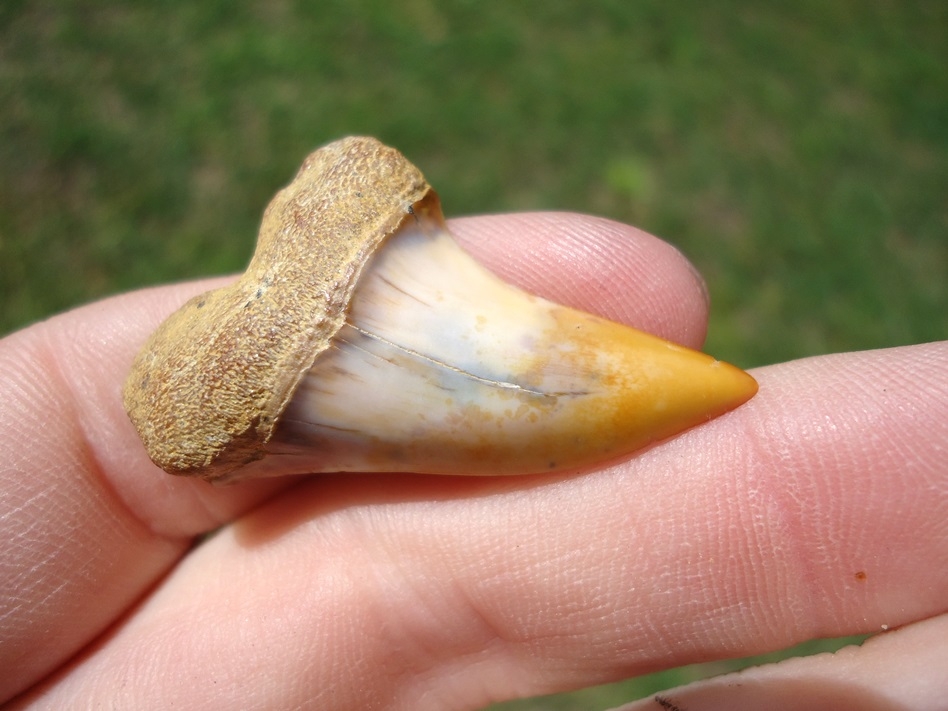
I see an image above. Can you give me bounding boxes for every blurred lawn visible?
[1,1,945,707]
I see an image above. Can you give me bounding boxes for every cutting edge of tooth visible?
[123,137,438,480]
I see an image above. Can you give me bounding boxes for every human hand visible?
[1,213,945,710]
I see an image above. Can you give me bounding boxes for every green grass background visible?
[1,1,945,708]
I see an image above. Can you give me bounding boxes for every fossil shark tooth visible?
[123,136,758,484]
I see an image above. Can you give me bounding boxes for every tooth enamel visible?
[273,215,757,476]
[123,136,757,483]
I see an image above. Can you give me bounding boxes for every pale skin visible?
[1,213,945,710]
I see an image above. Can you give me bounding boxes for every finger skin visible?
[0,280,290,700]
[9,342,946,710]
[0,213,707,703]
[614,614,948,711]
[451,212,711,345]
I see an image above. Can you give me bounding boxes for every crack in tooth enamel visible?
[342,323,575,397]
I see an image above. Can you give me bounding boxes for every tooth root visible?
[267,215,758,476]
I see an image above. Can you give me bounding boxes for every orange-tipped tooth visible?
[259,216,758,477]
[123,137,757,484]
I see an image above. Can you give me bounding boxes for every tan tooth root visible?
[123,136,758,484]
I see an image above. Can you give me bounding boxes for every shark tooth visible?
[123,136,757,483]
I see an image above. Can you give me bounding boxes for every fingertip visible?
[449,212,710,348]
